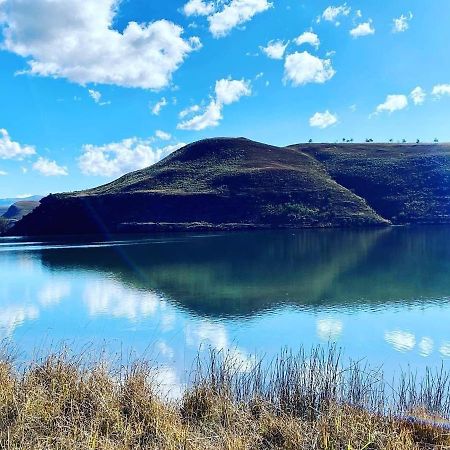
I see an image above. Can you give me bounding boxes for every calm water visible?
[1,227,450,392]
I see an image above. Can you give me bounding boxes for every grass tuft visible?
[0,345,449,449]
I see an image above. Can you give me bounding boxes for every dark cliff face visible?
[7,138,450,237]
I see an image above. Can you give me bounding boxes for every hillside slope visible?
[8,138,386,236]
[292,143,450,224]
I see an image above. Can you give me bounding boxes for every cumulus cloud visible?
[432,84,450,98]
[79,137,184,177]
[177,100,223,131]
[183,0,215,16]
[393,12,413,33]
[319,4,351,25]
[215,78,252,105]
[0,0,200,89]
[375,94,408,114]
[294,31,320,49]
[350,21,375,38]
[155,130,172,141]
[410,86,426,105]
[0,129,36,160]
[33,157,68,176]
[283,51,335,86]
[208,0,272,38]
[309,110,338,128]
[260,40,289,60]
[151,97,168,115]
[177,78,251,130]
[0,170,7,176]
[179,104,201,118]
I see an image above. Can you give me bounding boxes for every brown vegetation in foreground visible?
[0,347,449,449]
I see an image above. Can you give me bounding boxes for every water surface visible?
[1,227,450,392]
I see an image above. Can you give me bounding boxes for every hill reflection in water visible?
[38,227,450,319]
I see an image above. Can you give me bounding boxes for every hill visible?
[6,138,450,236]
[7,138,387,236]
[0,200,41,233]
[293,143,450,224]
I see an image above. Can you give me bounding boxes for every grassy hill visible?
[293,143,450,224]
[6,138,450,236]
[8,138,387,236]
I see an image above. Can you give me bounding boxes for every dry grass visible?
[0,346,449,449]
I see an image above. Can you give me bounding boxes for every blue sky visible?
[0,0,449,197]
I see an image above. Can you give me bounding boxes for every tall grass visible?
[0,345,449,449]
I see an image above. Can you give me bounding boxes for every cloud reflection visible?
[384,330,416,352]
[83,280,164,320]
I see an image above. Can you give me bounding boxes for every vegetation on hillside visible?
[0,345,449,449]
[297,143,450,224]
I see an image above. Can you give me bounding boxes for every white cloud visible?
[294,31,320,49]
[215,77,251,105]
[179,105,200,119]
[79,137,184,177]
[155,130,172,141]
[432,84,450,98]
[375,94,408,114]
[183,0,215,16]
[33,157,68,176]
[385,330,416,352]
[350,21,375,38]
[0,0,200,89]
[177,77,251,130]
[177,100,223,131]
[283,51,335,86]
[88,88,110,106]
[410,86,426,105]
[0,128,36,160]
[152,97,168,115]
[393,12,413,33]
[260,39,289,60]
[309,110,338,128]
[88,89,101,103]
[208,0,272,38]
[0,170,7,176]
[320,4,351,25]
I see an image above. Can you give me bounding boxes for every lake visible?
[1,226,450,393]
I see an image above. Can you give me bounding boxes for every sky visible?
[0,0,450,197]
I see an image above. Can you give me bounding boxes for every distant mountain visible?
[5,138,450,236]
[0,200,41,233]
[0,195,43,207]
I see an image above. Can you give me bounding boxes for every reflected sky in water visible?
[1,227,450,391]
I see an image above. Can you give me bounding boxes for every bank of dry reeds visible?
[0,346,449,449]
